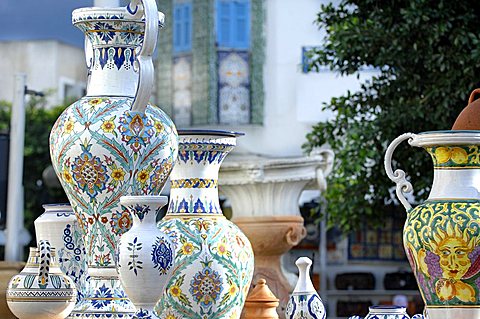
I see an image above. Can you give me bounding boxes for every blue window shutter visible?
[217,1,232,47]
[173,5,183,52]
[233,1,249,49]
[183,3,192,51]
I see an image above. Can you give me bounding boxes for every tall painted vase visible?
[34,204,89,311]
[385,131,480,319]
[49,1,178,317]
[157,130,255,319]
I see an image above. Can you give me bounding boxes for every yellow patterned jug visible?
[385,131,480,319]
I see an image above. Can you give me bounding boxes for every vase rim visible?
[72,7,165,27]
[120,195,168,206]
[177,129,244,137]
[369,305,406,314]
[410,130,480,147]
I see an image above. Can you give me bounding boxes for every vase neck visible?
[426,145,480,200]
[167,134,236,215]
[126,202,161,227]
[74,12,146,97]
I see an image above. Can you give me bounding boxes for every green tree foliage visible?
[0,97,67,244]
[304,0,480,232]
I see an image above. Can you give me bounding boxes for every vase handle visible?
[469,88,480,104]
[126,0,161,114]
[384,133,416,211]
[38,240,51,286]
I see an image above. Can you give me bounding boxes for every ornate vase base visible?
[67,271,135,318]
[426,307,480,319]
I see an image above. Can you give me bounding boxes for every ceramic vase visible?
[242,278,279,319]
[156,130,254,319]
[34,204,88,307]
[117,196,175,318]
[49,1,178,317]
[7,240,77,319]
[285,257,325,319]
[364,306,410,319]
[386,131,480,319]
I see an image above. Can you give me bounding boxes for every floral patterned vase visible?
[7,240,77,319]
[285,257,326,319]
[34,204,89,312]
[156,130,254,319]
[49,2,178,318]
[385,131,480,319]
[117,196,175,319]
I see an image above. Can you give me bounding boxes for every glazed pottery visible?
[365,306,410,319]
[34,204,88,305]
[385,131,480,319]
[242,278,279,319]
[7,240,77,319]
[49,1,178,317]
[0,262,25,319]
[117,196,175,318]
[285,257,326,319]
[156,130,254,319]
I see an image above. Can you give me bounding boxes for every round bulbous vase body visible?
[49,7,178,318]
[7,241,77,319]
[156,130,254,319]
[34,204,89,311]
[386,131,480,319]
[117,196,175,319]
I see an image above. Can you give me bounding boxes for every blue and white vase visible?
[156,130,254,319]
[285,257,326,319]
[49,1,178,317]
[117,196,175,319]
[365,306,410,319]
[34,204,89,314]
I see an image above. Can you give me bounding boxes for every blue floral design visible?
[94,22,116,43]
[190,262,223,307]
[178,198,189,213]
[92,284,113,309]
[151,236,173,275]
[118,112,154,154]
[193,199,206,213]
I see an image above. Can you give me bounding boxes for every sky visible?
[0,0,94,47]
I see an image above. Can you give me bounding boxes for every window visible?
[216,0,250,49]
[173,2,192,53]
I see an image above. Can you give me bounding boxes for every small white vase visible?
[34,204,89,306]
[285,257,326,319]
[117,196,175,318]
[365,306,410,319]
[7,240,77,319]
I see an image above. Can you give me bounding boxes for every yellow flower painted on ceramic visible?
[111,168,125,181]
[217,242,228,257]
[136,169,149,184]
[450,147,468,164]
[154,120,164,134]
[88,98,103,106]
[101,119,115,133]
[228,310,238,319]
[63,170,73,184]
[169,285,182,298]
[166,315,178,319]
[64,119,75,134]
[181,242,194,255]
[228,283,238,297]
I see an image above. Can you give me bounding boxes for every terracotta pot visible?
[233,216,306,317]
[452,89,480,130]
[242,279,279,319]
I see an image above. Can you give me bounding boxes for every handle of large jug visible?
[384,133,416,211]
[469,88,480,104]
[38,240,51,287]
[126,0,161,114]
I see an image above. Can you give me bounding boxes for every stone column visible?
[219,149,334,317]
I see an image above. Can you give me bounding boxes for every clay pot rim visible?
[233,216,304,224]
[177,129,244,137]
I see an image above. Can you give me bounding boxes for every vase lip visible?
[72,7,165,27]
[369,305,406,314]
[410,130,480,147]
[120,195,168,206]
[42,203,72,210]
[177,129,244,137]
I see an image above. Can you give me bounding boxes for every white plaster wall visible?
[209,0,375,157]
[0,40,86,107]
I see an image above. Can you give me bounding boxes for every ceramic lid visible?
[245,279,279,303]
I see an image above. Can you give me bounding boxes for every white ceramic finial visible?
[293,257,316,293]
